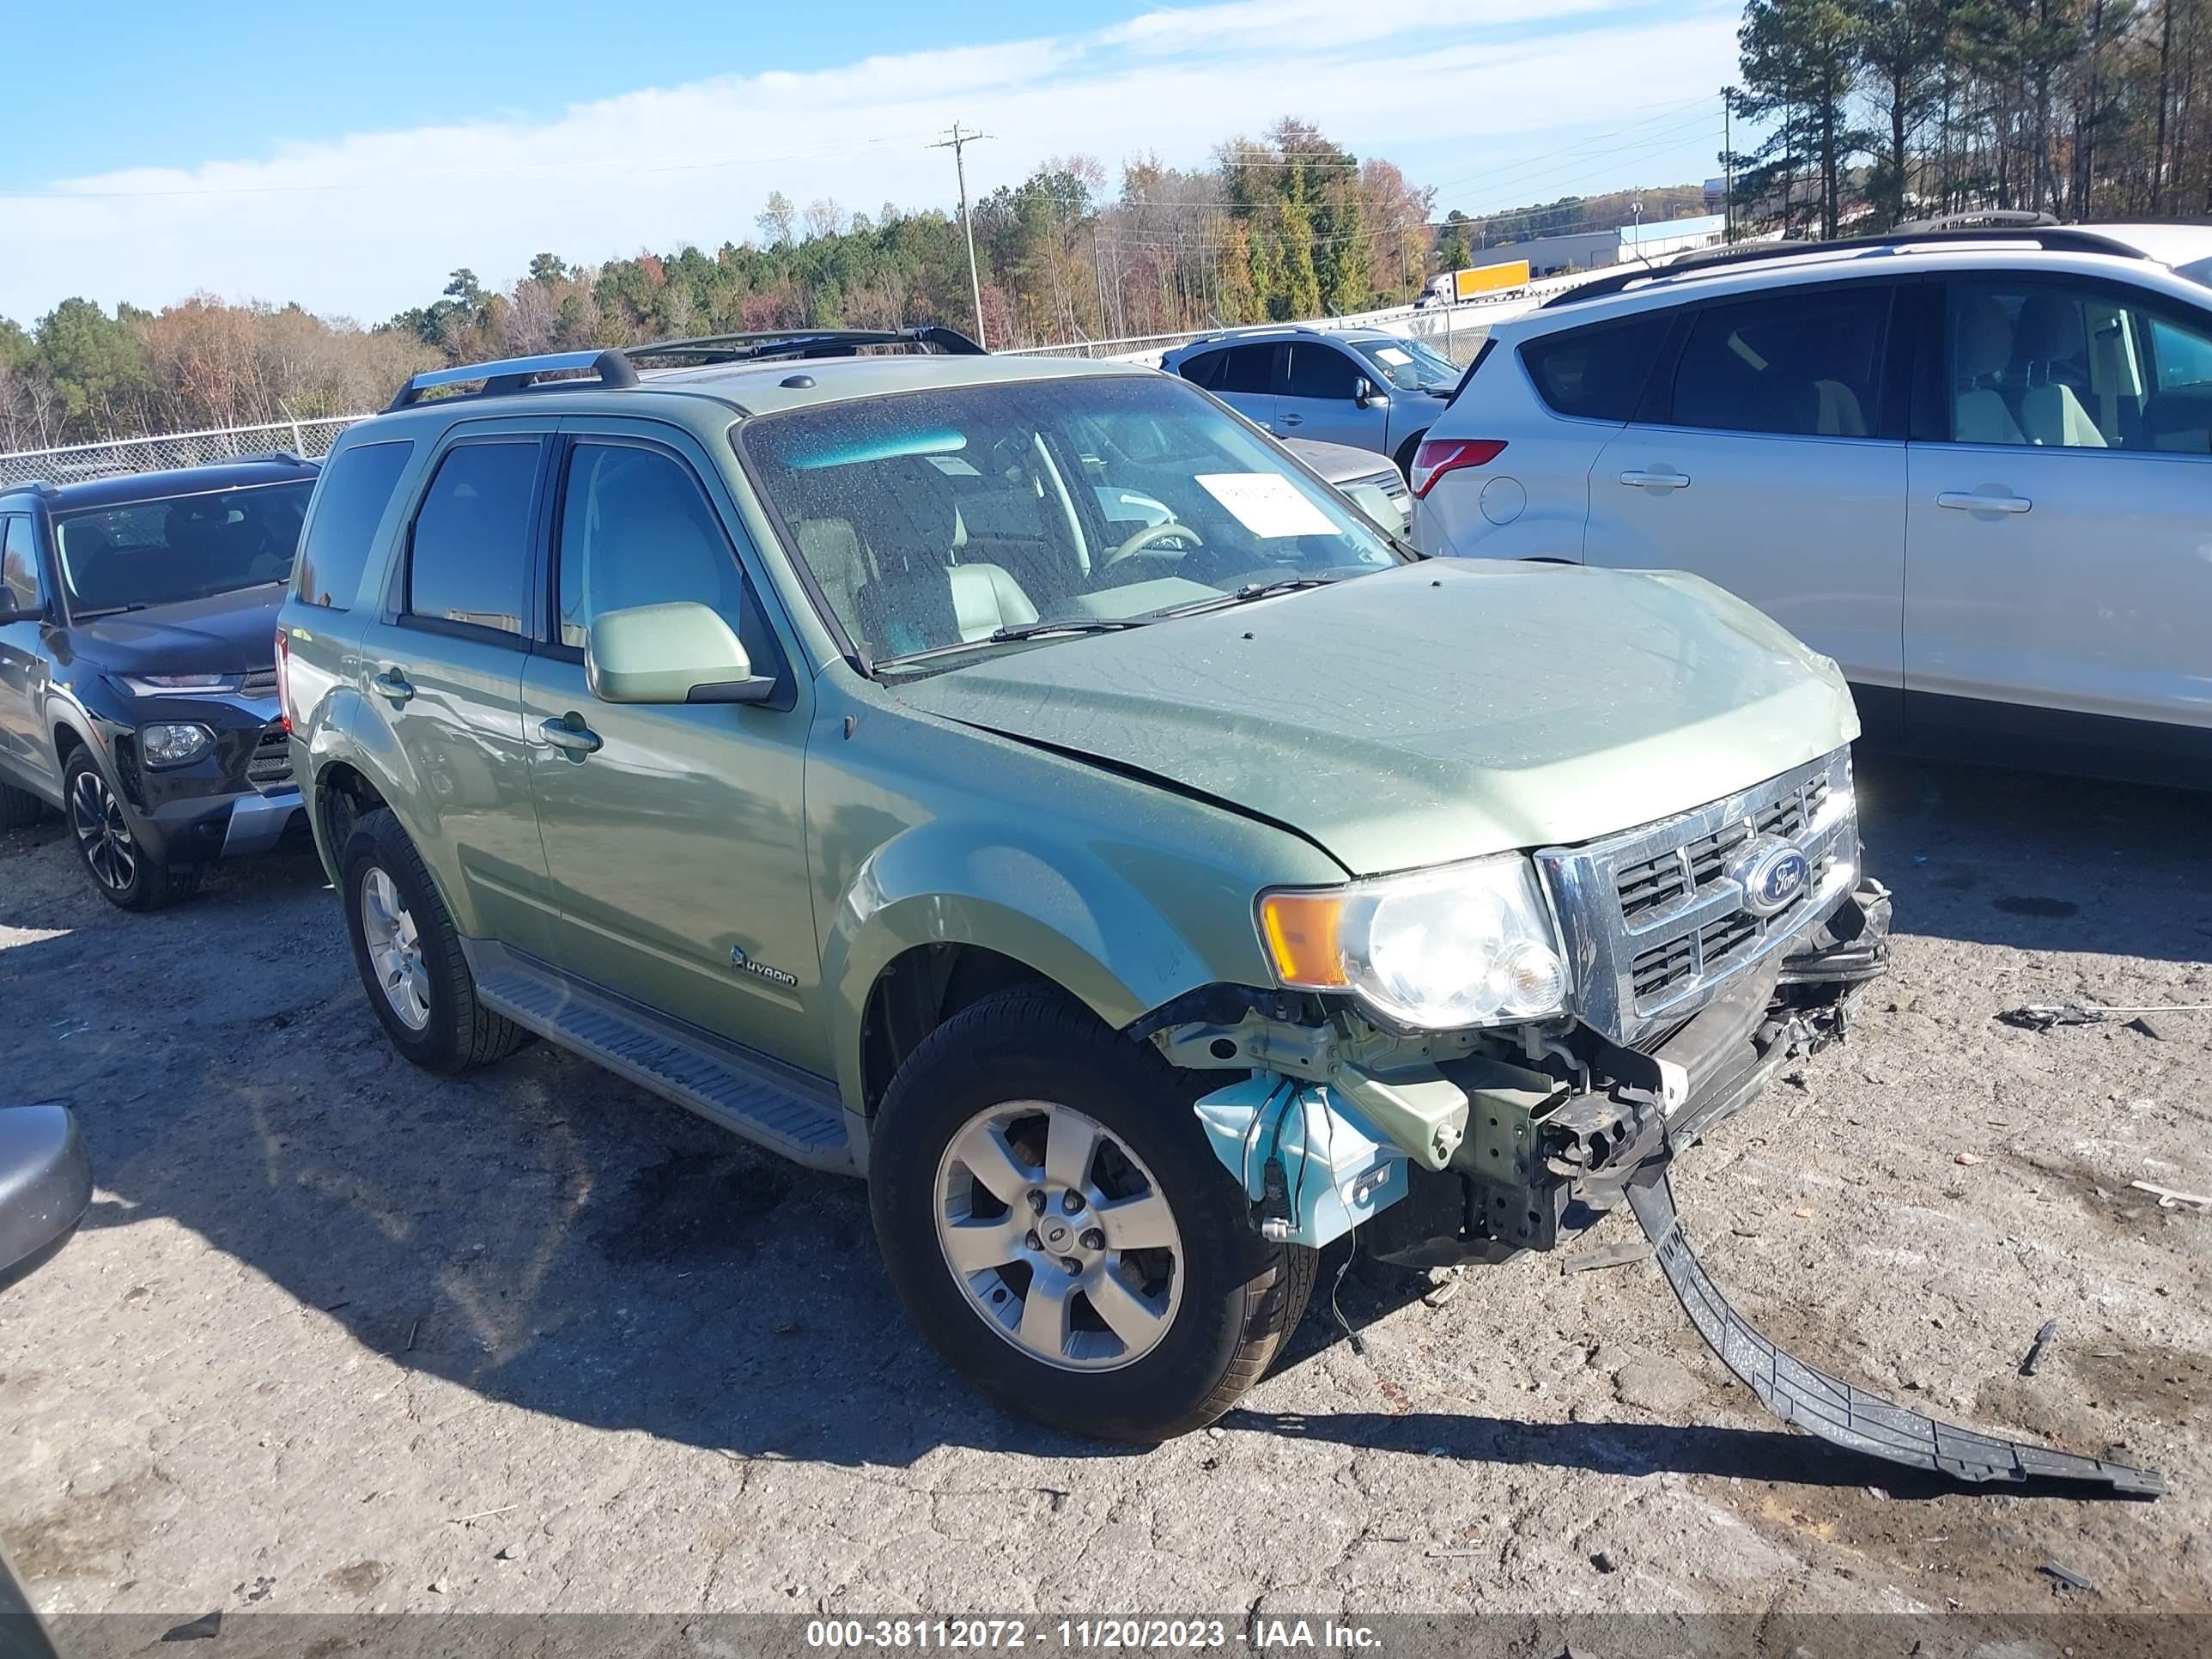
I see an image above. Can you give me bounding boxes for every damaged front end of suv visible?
[1145,749,2158,1494]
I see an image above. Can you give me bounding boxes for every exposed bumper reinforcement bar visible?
[1625,1162,2164,1495]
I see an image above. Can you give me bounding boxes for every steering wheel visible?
[1104,520,1205,567]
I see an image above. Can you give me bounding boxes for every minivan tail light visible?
[1410,438,1507,499]
[273,627,291,733]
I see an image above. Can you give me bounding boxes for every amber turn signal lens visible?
[1258,891,1347,988]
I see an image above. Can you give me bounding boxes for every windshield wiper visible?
[69,603,145,620]
[987,617,1152,643]
[1146,575,1341,622]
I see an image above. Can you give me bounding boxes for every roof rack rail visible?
[1893,209,2058,232]
[630,325,986,362]
[386,326,987,411]
[1541,222,2153,309]
[387,349,639,411]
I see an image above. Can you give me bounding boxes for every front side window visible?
[404,441,539,637]
[741,375,1401,667]
[1283,343,1361,401]
[1350,335,1460,392]
[3,516,40,614]
[1945,278,2212,453]
[1668,285,1891,438]
[53,480,313,617]
[294,441,414,610]
[554,441,778,676]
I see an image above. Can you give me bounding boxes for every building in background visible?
[1465,214,1726,279]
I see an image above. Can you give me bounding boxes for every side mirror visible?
[0,592,29,626]
[0,1105,93,1295]
[1341,481,1408,536]
[586,601,775,706]
[1354,378,1389,410]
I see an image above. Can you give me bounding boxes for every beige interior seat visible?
[1953,295,2027,446]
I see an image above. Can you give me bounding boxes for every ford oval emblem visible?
[1732,836,1809,918]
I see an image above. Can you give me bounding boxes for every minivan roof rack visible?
[1541,222,2153,309]
[386,326,988,411]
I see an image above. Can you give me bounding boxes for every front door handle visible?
[371,669,415,705]
[1936,491,2032,514]
[538,715,602,760]
[1620,469,1691,490]
[1279,412,1304,428]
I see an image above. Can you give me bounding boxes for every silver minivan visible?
[1411,223,2212,784]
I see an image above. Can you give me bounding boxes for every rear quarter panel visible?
[1413,332,1613,563]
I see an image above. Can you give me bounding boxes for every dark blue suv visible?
[0,455,319,908]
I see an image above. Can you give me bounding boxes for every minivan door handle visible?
[1619,469,1691,491]
[1936,490,2032,514]
[371,669,415,705]
[537,715,602,760]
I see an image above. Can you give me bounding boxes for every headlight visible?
[121,673,238,696]
[1257,854,1571,1030]
[140,722,214,767]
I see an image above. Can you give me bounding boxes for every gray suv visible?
[1163,325,1461,477]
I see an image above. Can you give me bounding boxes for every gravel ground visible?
[2,756,2208,1628]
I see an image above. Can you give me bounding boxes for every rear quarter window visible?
[293,440,415,609]
[1518,315,1671,422]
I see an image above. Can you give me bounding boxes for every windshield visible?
[56,481,313,615]
[1350,336,1460,392]
[741,374,1402,666]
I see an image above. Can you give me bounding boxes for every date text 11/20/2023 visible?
[803,1619,1382,1650]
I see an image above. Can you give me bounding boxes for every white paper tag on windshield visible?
[1195,472,1339,538]
[1372,346,1412,366]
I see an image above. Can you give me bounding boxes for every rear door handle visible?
[1936,491,2032,514]
[538,716,602,759]
[1619,469,1691,490]
[371,669,415,705]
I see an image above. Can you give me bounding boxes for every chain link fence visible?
[0,416,366,489]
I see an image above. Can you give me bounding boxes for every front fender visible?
[817,812,1315,1116]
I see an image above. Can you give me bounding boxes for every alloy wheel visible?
[359,866,432,1031]
[68,768,137,894]
[933,1099,1184,1371]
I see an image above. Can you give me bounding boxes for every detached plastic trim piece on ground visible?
[1624,1163,2166,1497]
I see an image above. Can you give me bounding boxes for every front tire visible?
[340,807,526,1075]
[870,988,1315,1442]
[64,749,200,911]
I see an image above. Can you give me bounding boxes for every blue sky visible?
[3,0,1743,324]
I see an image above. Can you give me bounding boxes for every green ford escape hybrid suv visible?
[275,327,2148,1486]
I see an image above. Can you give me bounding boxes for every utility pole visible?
[931,124,992,347]
[1722,86,1737,244]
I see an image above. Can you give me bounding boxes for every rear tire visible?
[340,807,526,1075]
[0,780,43,830]
[869,987,1314,1443]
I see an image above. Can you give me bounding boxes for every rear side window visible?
[294,441,412,609]
[1667,286,1892,438]
[1178,349,1228,391]
[1519,316,1670,422]
[1219,343,1279,395]
[404,441,540,637]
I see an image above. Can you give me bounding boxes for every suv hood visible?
[64,585,283,678]
[894,562,1856,877]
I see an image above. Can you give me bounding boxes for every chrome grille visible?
[240,666,279,698]
[246,722,294,793]
[1538,750,1857,1046]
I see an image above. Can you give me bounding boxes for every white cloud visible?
[3,1,1739,323]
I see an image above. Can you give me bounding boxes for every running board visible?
[1626,1164,2164,1495]
[465,943,856,1174]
